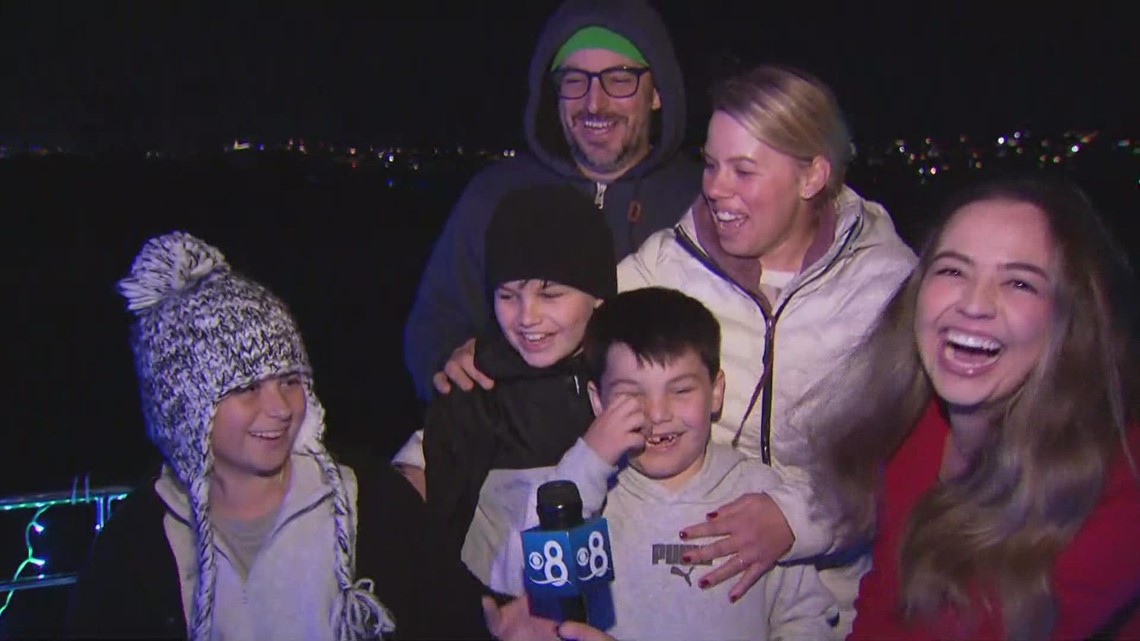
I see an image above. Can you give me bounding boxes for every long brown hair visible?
[805,176,1139,639]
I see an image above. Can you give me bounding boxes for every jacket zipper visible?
[594,182,607,208]
[674,217,862,464]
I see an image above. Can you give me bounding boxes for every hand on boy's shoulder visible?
[433,338,494,395]
[583,395,648,465]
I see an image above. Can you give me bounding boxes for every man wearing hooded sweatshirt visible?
[402,0,699,401]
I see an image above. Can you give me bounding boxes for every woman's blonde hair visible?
[711,65,853,203]
[805,176,1139,639]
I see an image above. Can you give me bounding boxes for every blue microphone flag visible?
[521,516,615,600]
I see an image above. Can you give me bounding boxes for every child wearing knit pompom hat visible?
[68,232,493,640]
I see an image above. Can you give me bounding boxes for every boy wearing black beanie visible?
[416,184,617,585]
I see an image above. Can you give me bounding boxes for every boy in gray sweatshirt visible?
[489,287,837,640]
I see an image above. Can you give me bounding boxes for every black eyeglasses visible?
[550,66,651,100]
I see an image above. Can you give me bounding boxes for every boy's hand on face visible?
[432,338,494,394]
[582,395,648,465]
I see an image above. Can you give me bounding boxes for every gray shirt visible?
[492,441,839,640]
[212,505,281,580]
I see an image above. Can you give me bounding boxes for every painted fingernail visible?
[678,531,688,540]
[729,594,739,604]
[707,511,718,519]
[698,579,709,589]
[681,555,691,564]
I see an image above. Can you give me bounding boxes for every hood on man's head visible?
[525,0,686,179]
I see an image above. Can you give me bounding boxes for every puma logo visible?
[670,564,695,586]
[654,543,709,587]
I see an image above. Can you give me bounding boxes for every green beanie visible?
[550,26,648,71]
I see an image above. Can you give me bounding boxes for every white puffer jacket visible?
[618,186,916,635]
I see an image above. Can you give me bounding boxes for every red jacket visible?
[851,401,1140,640]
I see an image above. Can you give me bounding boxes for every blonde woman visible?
[620,65,916,637]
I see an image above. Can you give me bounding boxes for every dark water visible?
[0,147,1137,636]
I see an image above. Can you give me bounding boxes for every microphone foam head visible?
[537,480,583,508]
[536,480,585,529]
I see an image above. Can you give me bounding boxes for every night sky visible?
[2,1,1136,148]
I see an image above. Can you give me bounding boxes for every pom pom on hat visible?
[118,231,228,313]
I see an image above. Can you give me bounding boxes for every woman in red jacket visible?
[810,176,1140,640]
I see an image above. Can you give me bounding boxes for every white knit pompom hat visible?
[118,231,394,640]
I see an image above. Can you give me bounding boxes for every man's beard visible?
[563,116,649,177]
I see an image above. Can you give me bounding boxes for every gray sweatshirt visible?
[490,440,838,641]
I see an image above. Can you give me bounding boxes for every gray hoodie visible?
[490,440,838,640]
[402,0,701,398]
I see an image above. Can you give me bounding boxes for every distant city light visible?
[5,126,1133,189]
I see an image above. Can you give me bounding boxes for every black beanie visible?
[485,184,618,300]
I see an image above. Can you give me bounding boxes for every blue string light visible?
[0,477,132,626]
[0,506,50,620]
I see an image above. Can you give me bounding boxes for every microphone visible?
[521,480,614,624]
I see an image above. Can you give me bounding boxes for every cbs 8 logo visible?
[528,540,571,587]
[574,529,609,579]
